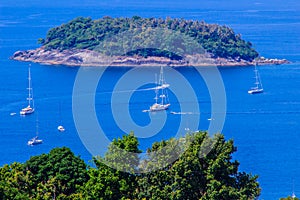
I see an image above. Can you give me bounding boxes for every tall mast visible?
[154,73,158,104]
[254,63,259,88]
[254,62,263,89]
[36,118,39,136]
[159,66,164,84]
[159,66,166,87]
[159,67,164,105]
[257,63,263,89]
[27,64,34,107]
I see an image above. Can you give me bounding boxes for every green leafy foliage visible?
[41,16,259,61]
[82,132,141,200]
[0,162,32,199]
[23,147,88,198]
[0,132,260,199]
[137,132,260,200]
[0,147,88,199]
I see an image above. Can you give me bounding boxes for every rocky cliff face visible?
[11,47,289,67]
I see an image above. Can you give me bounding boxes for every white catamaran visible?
[149,67,171,112]
[20,65,35,115]
[248,63,264,94]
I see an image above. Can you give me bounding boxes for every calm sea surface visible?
[1,1,300,199]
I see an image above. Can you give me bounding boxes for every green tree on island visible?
[39,16,259,61]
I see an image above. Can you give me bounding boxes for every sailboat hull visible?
[248,88,264,94]
[150,103,170,112]
[20,106,34,115]
[27,136,42,145]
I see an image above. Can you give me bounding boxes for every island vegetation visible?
[11,16,289,66]
[40,16,258,61]
[0,131,260,199]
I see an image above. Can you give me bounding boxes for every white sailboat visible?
[28,119,43,146]
[20,65,35,115]
[248,63,264,94]
[149,67,171,112]
[27,136,43,146]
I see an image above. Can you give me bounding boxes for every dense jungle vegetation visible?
[39,16,259,61]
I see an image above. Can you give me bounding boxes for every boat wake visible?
[112,84,170,94]
[170,111,198,115]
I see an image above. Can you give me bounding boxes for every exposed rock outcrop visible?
[11,47,290,67]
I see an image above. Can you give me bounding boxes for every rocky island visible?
[11,16,289,67]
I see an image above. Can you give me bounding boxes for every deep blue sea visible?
[1,1,300,199]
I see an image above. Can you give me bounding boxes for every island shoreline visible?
[11,47,290,67]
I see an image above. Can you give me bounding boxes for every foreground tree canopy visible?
[39,16,259,61]
[0,131,261,199]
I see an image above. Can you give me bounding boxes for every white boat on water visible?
[248,63,264,94]
[150,102,170,111]
[149,67,171,112]
[20,65,35,115]
[248,87,263,94]
[28,120,43,146]
[20,106,34,115]
[57,125,65,132]
[27,136,43,146]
